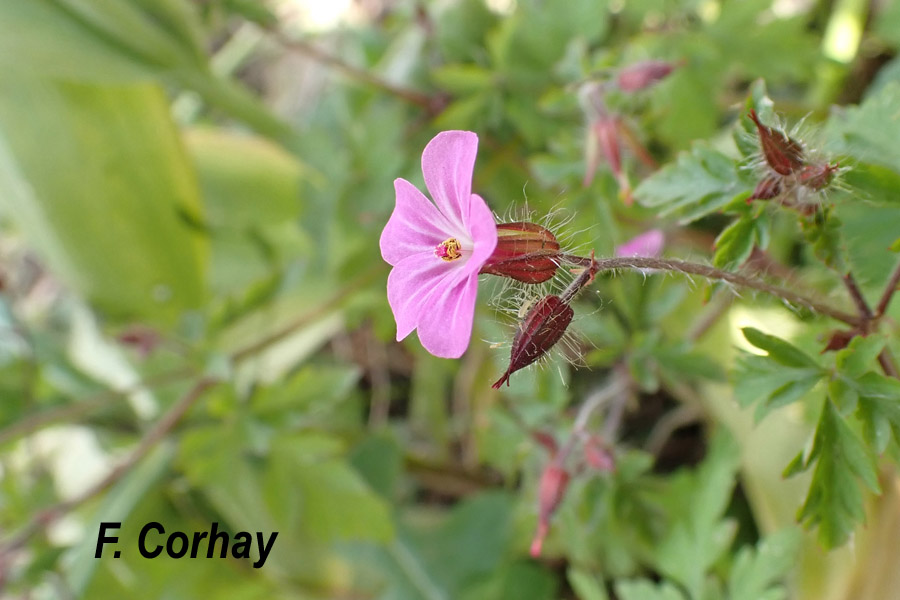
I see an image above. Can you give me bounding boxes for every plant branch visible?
[0,367,197,448]
[875,260,900,319]
[0,377,219,556]
[268,30,435,109]
[841,271,900,379]
[560,255,861,327]
[842,272,873,321]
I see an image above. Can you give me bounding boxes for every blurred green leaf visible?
[0,78,207,324]
[826,82,900,173]
[727,528,801,600]
[568,568,609,600]
[655,433,739,599]
[614,579,688,600]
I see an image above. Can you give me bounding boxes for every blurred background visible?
[1,0,900,598]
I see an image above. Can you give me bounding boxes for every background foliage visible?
[1,1,900,598]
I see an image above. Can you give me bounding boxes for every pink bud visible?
[616,60,679,92]
[481,222,561,284]
[616,229,665,258]
[530,464,570,558]
[583,436,615,472]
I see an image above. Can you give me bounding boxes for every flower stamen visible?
[435,238,463,261]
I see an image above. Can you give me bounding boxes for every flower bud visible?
[747,174,783,202]
[583,436,615,472]
[616,59,678,92]
[748,109,805,176]
[492,295,574,388]
[481,222,560,284]
[798,162,839,190]
[530,463,570,557]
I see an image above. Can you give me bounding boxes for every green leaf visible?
[801,208,847,272]
[568,568,609,600]
[798,400,881,547]
[835,335,886,379]
[826,82,900,174]
[734,352,824,419]
[185,127,304,227]
[0,78,207,324]
[714,217,756,268]
[431,64,495,94]
[727,529,801,600]
[741,328,821,368]
[614,579,688,600]
[656,433,739,599]
[634,143,748,223]
[835,203,900,290]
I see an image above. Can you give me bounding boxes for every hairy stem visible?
[560,255,861,327]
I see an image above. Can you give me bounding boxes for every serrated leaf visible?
[634,144,747,223]
[728,529,801,600]
[742,328,821,368]
[798,400,880,547]
[734,354,823,418]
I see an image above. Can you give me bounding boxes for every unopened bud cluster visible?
[746,109,840,206]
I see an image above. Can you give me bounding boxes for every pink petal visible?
[387,254,468,342]
[381,179,456,266]
[415,272,480,358]
[422,131,478,234]
[460,193,498,276]
[615,229,665,258]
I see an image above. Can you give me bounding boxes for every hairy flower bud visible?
[616,59,678,92]
[492,295,574,388]
[798,162,839,190]
[481,222,561,284]
[748,174,783,202]
[530,463,570,557]
[748,109,805,176]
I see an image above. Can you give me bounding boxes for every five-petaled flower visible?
[380,131,498,358]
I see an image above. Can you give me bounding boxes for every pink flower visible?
[615,229,665,258]
[380,131,498,358]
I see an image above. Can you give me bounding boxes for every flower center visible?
[435,238,462,261]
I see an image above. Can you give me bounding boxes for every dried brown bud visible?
[530,463,570,557]
[748,109,805,176]
[748,174,783,203]
[481,222,561,284]
[616,60,679,92]
[492,295,574,388]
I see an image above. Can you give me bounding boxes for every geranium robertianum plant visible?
[382,106,900,559]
